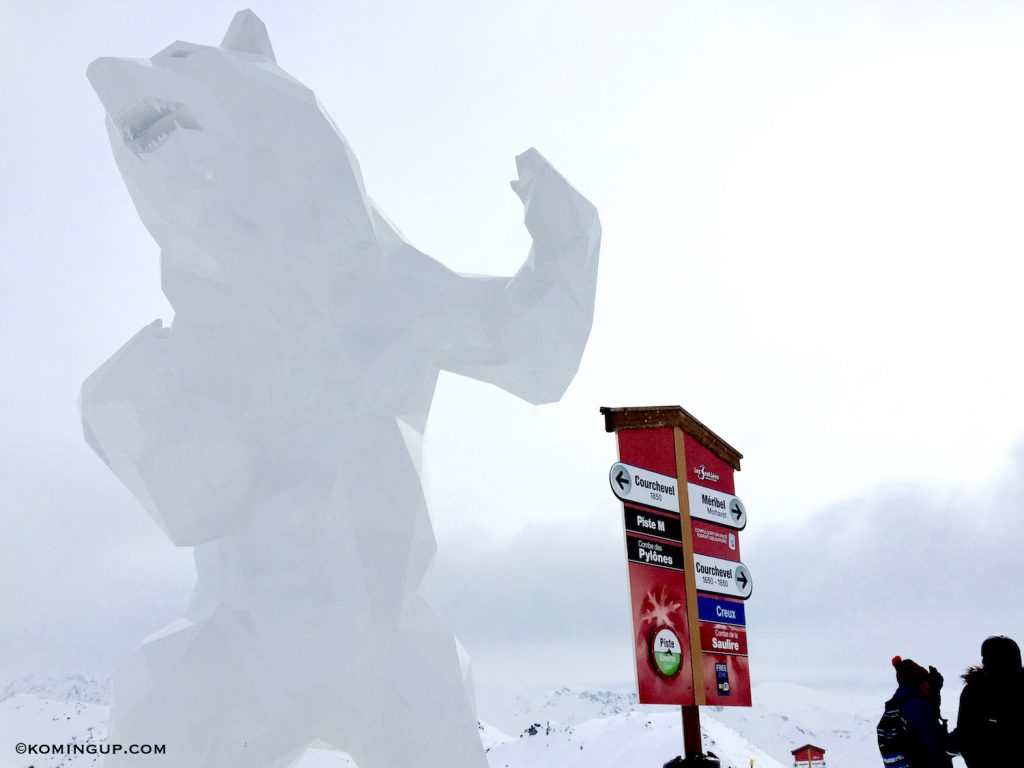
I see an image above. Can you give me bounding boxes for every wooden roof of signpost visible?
[599,405,743,471]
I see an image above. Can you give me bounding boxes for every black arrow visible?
[730,501,743,520]
[736,570,748,589]
[615,470,629,491]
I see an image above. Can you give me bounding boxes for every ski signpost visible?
[601,405,752,768]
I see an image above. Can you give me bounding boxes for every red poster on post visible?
[617,426,696,705]
[627,559,695,704]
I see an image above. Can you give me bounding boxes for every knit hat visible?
[981,636,1022,672]
[892,656,929,687]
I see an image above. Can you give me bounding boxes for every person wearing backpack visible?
[953,635,1024,767]
[877,656,954,768]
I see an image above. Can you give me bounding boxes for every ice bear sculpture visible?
[82,9,599,768]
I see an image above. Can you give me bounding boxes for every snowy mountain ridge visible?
[0,675,111,706]
[507,686,645,727]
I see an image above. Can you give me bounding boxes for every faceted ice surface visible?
[82,10,600,768]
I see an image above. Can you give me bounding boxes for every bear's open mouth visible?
[114,98,202,154]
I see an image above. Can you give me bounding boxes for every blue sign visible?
[698,595,746,627]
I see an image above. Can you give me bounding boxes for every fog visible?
[2,0,1023,723]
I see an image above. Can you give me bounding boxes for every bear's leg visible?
[103,609,312,768]
[313,596,487,768]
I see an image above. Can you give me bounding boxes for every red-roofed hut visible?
[791,744,826,767]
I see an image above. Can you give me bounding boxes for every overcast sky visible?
[2,0,1023,728]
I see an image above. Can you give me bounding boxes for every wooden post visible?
[676,426,706,763]
[674,426,706,705]
[681,704,703,761]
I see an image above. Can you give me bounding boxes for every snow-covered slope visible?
[0,693,108,767]
[0,692,777,768]
[489,710,786,768]
[488,683,942,768]
[0,677,926,768]
[711,682,881,768]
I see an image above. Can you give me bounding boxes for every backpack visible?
[877,700,911,768]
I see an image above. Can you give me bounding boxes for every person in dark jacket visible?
[885,656,954,768]
[954,635,1024,767]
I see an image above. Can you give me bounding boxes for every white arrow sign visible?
[687,484,747,531]
[693,553,753,600]
[609,462,679,514]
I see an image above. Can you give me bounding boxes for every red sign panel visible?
[618,426,677,476]
[700,651,752,707]
[699,622,748,656]
[691,520,741,561]
[684,431,751,707]
[684,433,735,494]
[627,560,695,704]
[617,427,696,705]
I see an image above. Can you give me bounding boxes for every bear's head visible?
[88,10,379,321]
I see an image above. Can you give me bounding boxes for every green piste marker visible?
[651,627,682,678]
[654,648,681,677]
